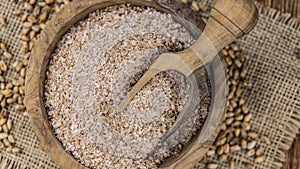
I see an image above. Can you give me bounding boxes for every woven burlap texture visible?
[196,5,300,169]
[0,1,300,169]
[0,0,60,168]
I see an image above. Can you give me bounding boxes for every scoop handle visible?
[189,0,258,65]
[160,0,258,169]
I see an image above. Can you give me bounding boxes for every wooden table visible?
[255,1,300,168]
[256,0,300,19]
[283,135,300,169]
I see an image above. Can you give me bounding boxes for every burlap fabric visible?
[196,5,300,169]
[0,0,299,169]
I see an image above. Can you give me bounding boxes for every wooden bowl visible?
[24,0,257,168]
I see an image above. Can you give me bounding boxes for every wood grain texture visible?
[256,0,300,19]
[24,0,257,169]
[254,1,300,169]
[283,135,300,169]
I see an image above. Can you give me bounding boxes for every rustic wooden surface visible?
[255,1,300,169]
[256,0,300,19]
[283,135,300,169]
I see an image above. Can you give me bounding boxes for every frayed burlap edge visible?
[256,4,300,155]
[0,156,22,169]
[258,5,300,31]
[240,5,300,169]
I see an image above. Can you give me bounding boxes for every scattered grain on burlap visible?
[0,0,60,168]
[196,5,300,169]
[0,0,299,169]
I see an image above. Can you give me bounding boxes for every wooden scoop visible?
[117,0,258,112]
